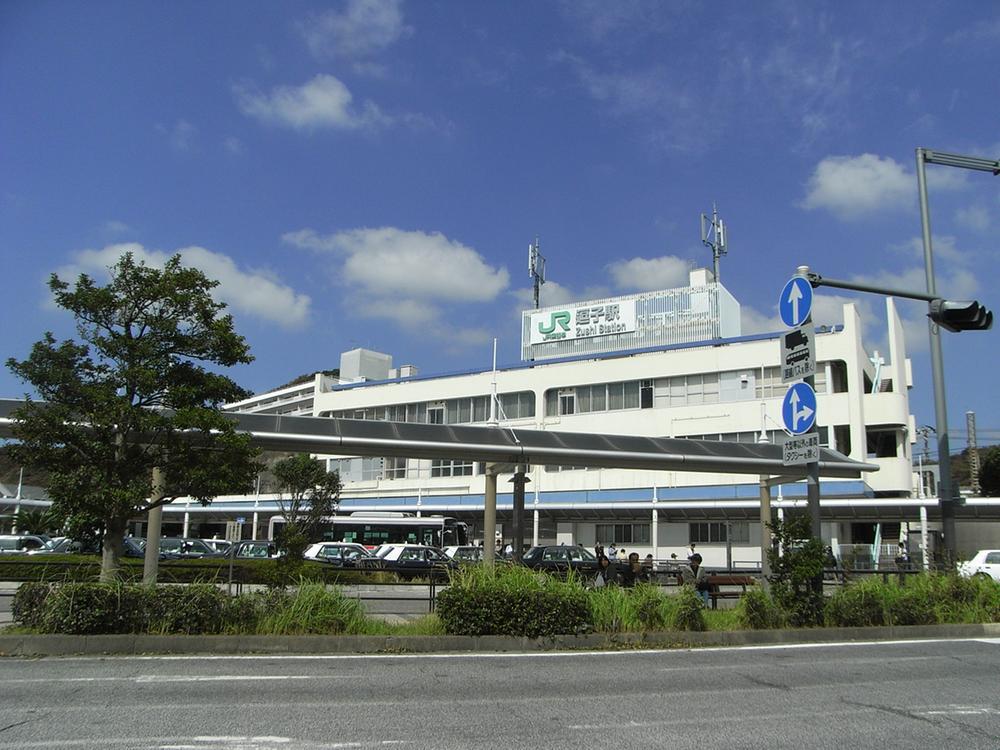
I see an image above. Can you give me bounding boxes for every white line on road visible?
[35,636,998,663]
[0,675,347,684]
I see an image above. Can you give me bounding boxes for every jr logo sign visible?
[537,311,571,340]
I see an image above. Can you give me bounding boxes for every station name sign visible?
[529,301,637,345]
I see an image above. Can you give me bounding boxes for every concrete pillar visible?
[483,466,497,566]
[759,477,772,586]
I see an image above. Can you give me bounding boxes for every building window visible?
[689,522,749,544]
[427,405,445,424]
[866,429,898,458]
[383,457,407,480]
[559,391,576,415]
[640,380,653,408]
[431,459,474,477]
[595,523,651,545]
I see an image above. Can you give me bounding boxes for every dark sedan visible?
[521,545,601,575]
[379,544,456,580]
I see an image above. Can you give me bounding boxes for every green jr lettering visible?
[538,311,571,335]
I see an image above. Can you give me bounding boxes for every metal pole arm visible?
[805,272,938,303]
[919,148,1000,175]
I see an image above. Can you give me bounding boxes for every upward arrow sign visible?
[779,275,813,328]
[788,282,803,326]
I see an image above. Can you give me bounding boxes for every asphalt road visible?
[1,638,999,749]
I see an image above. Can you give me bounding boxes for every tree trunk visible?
[100,517,127,582]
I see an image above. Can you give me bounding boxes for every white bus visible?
[267,512,469,549]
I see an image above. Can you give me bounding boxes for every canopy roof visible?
[0,398,877,479]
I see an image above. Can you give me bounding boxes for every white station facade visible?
[210,267,970,567]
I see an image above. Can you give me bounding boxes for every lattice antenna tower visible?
[528,237,546,309]
[967,411,982,496]
[701,203,728,283]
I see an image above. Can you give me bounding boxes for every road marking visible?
[0,675,344,685]
[0,739,407,749]
[916,706,1000,716]
[39,637,991,663]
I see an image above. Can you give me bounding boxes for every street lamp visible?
[916,148,1000,559]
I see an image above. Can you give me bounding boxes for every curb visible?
[2,622,999,657]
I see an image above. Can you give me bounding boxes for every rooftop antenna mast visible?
[528,237,546,309]
[701,203,727,283]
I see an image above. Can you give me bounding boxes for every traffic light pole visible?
[915,151,956,557]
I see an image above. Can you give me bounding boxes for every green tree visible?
[12,507,63,536]
[6,252,260,580]
[766,514,826,627]
[980,445,1000,497]
[271,453,342,563]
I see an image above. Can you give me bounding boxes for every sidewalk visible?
[2,622,998,657]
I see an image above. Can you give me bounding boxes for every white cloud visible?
[890,235,973,266]
[102,220,131,237]
[235,75,388,131]
[607,255,690,291]
[156,120,196,152]
[57,243,310,328]
[283,227,508,346]
[801,154,912,219]
[298,0,410,60]
[739,305,781,335]
[802,153,969,220]
[955,205,991,231]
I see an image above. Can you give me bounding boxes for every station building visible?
[218,268,932,567]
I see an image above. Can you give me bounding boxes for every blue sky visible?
[1,0,998,450]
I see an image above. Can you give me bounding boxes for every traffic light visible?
[928,299,994,332]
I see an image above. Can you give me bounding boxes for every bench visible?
[706,574,755,609]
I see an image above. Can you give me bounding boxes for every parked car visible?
[521,545,601,575]
[378,544,455,580]
[158,537,225,559]
[0,534,50,554]
[444,545,484,563]
[958,550,1000,582]
[28,537,151,559]
[201,539,233,554]
[227,540,280,559]
[304,542,383,568]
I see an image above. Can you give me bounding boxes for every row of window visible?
[328,391,535,425]
[595,522,751,545]
[324,362,852,425]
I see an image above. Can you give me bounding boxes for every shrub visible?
[12,581,53,629]
[670,586,707,632]
[825,578,887,627]
[257,583,368,635]
[437,565,589,637]
[735,587,783,630]
[142,584,228,634]
[40,582,144,634]
[590,584,674,633]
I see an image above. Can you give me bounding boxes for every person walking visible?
[617,546,627,562]
[607,542,617,560]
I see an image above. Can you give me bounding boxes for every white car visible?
[958,550,1000,582]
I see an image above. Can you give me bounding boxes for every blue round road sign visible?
[779,276,813,328]
[781,382,817,435]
